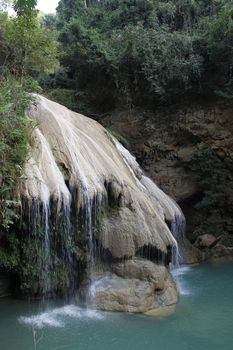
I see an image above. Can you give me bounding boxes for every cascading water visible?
[139,175,186,267]
[171,212,186,266]
[168,210,187,296]
[22,195,75,298]
[42,200,51,294]
[18,94,186,312]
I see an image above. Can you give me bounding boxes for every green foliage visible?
[55,0,233,109]
[45,88,78,111]
[0,77,36,230]
[108,129,130,149]
[190,148,230,210]
[0,1,58,231]
[41,14,56,30]
[13,0,37,17]
[0,232,19,270]
[0,0,58,81]
[199,4,233,97]
[0,13,58,78]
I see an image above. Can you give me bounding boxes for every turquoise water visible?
[0,262,233,350]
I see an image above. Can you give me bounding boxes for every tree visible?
[0,0,58,231]
[55,0,233,109]
[13,0,37,17]
[0,9,58,78]
[56,0,86,26]
[41,13,56,29]
[199,5,233,97]
[56,0,206,108]
[0,0,13,12]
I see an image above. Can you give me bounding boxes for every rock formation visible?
[14,95,185,312]
[85,258,178,313]
[101,101,233,261]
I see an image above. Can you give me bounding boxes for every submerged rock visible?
[145,305,176,317]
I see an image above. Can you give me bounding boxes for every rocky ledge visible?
[194,234,233,261]
[101,99,233,261]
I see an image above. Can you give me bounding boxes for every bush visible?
[45,88,78,111]
[0,77,35,230]
[190,148,230,210]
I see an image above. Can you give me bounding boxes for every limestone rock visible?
[112,258,166,290]
[85,260,178,313]
[194,234,219,249]
[145,305,176,317]
[207,244,233,261]
[89,274,155,313]
[157,273,179,307]
[101,102,233,259]
[11,95,185,302]
[193,234,233,261]
[181,239,202,264]
[22,95,183,260]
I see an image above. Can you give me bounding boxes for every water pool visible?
[0,262,232,350]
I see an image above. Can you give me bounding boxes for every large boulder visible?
[194,234,219,249]
[83,258,178,313]
[111,258,166,290]
[193,234,233,261]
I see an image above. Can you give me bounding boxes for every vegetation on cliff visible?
[0,0,57,272]
[49,0,233,110]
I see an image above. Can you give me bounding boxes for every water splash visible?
[19,305,104,329]
[172,266,192,295]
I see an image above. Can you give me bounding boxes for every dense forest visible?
[54,0,233,110]
[0,0,233,270]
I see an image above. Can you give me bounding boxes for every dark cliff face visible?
[101,99,233,260]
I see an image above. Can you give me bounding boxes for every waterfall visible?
[139,175,186,267]
[18,95,185,310]
[171,212,186,267]
[42,200,51,294]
